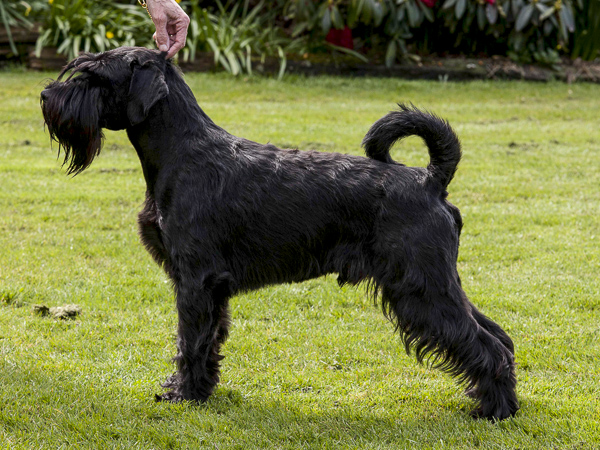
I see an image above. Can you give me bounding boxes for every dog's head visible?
[41,47,170,174]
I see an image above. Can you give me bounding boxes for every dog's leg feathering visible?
[157,271,234,403]
[381,279,518,421]
[462,305,516,401]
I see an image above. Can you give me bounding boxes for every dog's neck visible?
[126,66,225,195]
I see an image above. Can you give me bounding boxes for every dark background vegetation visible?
[1,0,599,76]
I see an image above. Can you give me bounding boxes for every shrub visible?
[3,0,597,73]
[286,0,581,65]
[183,0,300,78]
[571,0,600,60]
[33,0,154,60]
[0,0,37,55]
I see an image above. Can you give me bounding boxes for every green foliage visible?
[34,0,154,59]
[287,0,417,64]
[287,0,582,65]
[182,0,300,79]
[571,0,600,60]
[0,0,36,55]
[3,0,597,74]
[2,71,600,448]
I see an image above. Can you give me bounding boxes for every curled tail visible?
[362,104,462,190]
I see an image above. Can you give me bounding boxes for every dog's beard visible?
[41,81,104,175]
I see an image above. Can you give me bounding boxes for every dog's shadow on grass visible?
[149,386,523,445]
[0,364,529,447]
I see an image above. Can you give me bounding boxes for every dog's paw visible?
[464,387,478,399]
[469,407,511,422]
[469,407,487,420]
[155,373,212,403]
[155,373,188,403]
[161,373,182,390]
[469,402,519,421]
[155,390,186,403]
[155,389,209,404]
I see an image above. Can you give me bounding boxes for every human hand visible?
[146,0,190,59]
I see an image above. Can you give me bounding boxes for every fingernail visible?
[159,45,168,52]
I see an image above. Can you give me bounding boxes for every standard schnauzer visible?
[40,47,518,420]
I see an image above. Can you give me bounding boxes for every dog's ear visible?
[127,62,169,126]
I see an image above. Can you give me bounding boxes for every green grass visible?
[1,69,600,449]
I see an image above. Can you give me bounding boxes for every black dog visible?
[40,47,518,420]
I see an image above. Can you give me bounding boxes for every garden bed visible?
[181,53,600,83]
[2,26,598,83]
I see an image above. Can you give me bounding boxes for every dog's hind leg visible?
[382,280,518,420]
[157,271,234,403]
[469,305,514,354]
[456,274,514,356]
[462,303,515,400]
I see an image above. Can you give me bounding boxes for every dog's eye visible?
[71,71,108,87]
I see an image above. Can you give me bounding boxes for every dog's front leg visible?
[157,272,234,403]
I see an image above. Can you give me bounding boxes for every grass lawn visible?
[1,68,599,449]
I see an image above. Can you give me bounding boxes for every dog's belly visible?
[212,202,375,290]
[166,188,378,290]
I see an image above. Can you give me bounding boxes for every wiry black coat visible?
[41,47,518,420]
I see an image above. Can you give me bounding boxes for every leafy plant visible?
[11,0,595,76]
[287,0,422,66]
[286,0,582,66]
[183,0,300,79]
[572,0,600,60]
[35,0,154,59]
[0,0,35,55]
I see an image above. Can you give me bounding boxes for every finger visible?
[152,15,170,53]
[166,17,190,59]
[166,31,186,59]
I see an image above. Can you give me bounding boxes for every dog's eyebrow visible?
[58,55,100,81]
